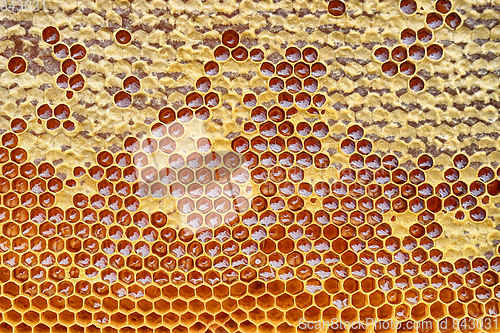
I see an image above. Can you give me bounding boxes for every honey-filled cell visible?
[8,57,28,74]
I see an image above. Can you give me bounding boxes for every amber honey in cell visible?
[123,76,141,94]
[446,12,462,29]
[282,47,300,63]
[452,154,468,170]
[231,46,248,61]
[304,78,318,94]
[55,74,69,89]
[260,62,275,77]
[204,61,219,76]
[53,104,70,120]
[62,59,77,75]
[243,122,257,133]
[409,76,425,92]
[436,0,452,14]
[221,29,239,48]
[114,91,132,108]
[11,148,27,164]
[43,26,60,44]
[69,44,87,60]
[284,77,301,94]
[427,44,443,60]
[192,79,212,97]
[400,61,415,76]
[268,78,284,94]
[69,74,85,91]
[10,118,27,133]
[328,0,346,16]
[242,93,257,108]
[158,107,176,125]
[400,0,416,14]
[8,56,27,74]
[277,92,292,108]
[407,46,424,63]
[47,118,60,130]
[391,46,407,62]
[115,29,132,44]
[400,29,416,45]
[374,47,390,62]
[214,45,230,62]
[427,13,444,29]
[300,48,317,65]
[311,63,327,77]
[381,61,398,77]
[249,48,265,62]
[312,94,326,107]
[293,62,310,78]
[205,92,220,108]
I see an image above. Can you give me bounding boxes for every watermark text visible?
[299,317,499,331]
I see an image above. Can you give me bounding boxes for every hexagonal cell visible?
[427,12,444,29]
[446,12,462,30]
[448,302,465,318]
[127,312,145,327]
[74,311,92,326]
[328,0,346,16]
[33,324,52,333]
[400,0,416,14]
[161,313,180,329]
[15,323,33,333]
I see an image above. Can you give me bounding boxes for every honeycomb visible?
[1,0,500,332]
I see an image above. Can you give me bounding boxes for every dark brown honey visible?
[7,57,27,74]
[328,0,346,16]
[116,29,132,45]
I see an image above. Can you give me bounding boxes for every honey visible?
[0,0,499,332]
[115,30,132,45]
[7,57,27,74]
